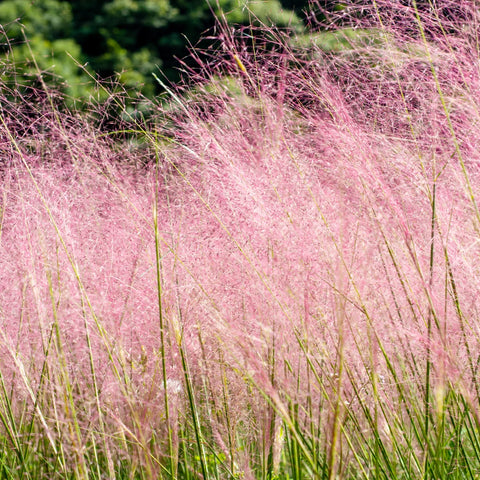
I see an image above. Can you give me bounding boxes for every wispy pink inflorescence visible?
[1,0,480,471]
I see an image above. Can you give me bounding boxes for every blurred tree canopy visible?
[0,0,334,106]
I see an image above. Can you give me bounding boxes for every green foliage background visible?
[0,0,312,104]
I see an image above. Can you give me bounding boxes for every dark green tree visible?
[0,0,312,105]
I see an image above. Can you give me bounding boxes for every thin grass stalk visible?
[422,178,437,477]
[153,134,176,479]
[178,334,209,480]
[284,359,301,480]
[305,360,321,473]
[219,353,236,477]
[265,332,278,480]
[196,327,222,479]
[327,288,346,480]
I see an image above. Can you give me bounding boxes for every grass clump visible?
[1,1,480,478]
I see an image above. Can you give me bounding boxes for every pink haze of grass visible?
[1,0,480,474]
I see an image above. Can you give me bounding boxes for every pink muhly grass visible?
[1,0,480,477]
